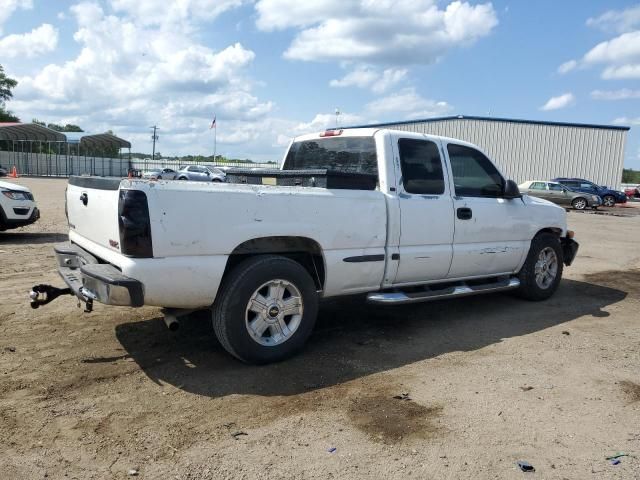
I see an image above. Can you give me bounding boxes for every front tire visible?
[602,195,615,207]
[212,255,319,364]
[571,197,587,210]
[515,233,563,301]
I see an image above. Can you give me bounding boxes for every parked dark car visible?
[519,180,601,210]
[552,178,627,207]
[0,165,7,177]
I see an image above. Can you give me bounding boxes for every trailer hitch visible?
[29,284,73,309]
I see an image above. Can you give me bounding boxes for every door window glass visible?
[398,138,445,194]
[530,182,546,190]
[447,144,505,197]
[548,183,563,191]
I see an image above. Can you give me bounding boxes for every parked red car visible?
[624,185,640,199]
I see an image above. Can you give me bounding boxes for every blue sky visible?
[0,0,639,169]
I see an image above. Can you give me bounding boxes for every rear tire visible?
[602,195,615,207]
[515,232,563,301]
[571,197,587,210]
[212,255,319,364]
[178,176,187,180]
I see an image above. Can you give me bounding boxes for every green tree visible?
[0,64,19,122]
[622,169,640,184]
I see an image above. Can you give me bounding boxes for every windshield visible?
[283,136,378,175]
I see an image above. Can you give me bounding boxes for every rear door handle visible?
[457,207,472,220]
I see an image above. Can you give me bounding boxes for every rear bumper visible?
[561,237,579,266]
[55,242,144,307]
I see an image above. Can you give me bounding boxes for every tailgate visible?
[67,176,122,250]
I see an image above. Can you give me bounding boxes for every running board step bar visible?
[367,277,520,305]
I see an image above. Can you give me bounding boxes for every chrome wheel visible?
[245,279,303,346]
[572,198,587,210]
[534,247,558,289]
[603,195,615,207]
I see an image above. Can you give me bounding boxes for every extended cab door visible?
[445,142,529,278]
[392,136,454,285]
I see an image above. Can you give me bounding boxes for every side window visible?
[398,138,445,195]
[188,166,197,172]
[530,182,546,190]
[447,144,505,197]
[580,182,595,190]
[548,183,563,191]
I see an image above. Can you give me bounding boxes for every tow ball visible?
[29,284,73,309]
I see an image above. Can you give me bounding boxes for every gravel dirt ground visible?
[1,177,639,479]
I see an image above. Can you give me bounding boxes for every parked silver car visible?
[176,165,226,182]
[142,168,178,180]
[519,180,601,210]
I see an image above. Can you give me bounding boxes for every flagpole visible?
[214,126,217,161]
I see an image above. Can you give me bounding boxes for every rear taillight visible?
[118,190,153,258]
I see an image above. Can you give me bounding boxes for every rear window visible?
[283,136,378,175]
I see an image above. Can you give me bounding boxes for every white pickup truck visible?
[31,128,578,364]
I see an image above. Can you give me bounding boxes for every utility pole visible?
[150,126,159,160]
[335,108,341,128]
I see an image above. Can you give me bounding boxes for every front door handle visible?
[457,207,472,220]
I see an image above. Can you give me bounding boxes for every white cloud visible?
[330,66,407,93]
[0,23,58,58]
[557,59,577,74]
[591,89,640,100]
[293,112,365,133]
[584,31,640,79]
[0,0,32,34]
[540,93,575,111]
[9,2,274,156]
[366,88,453,119]
[561,28,640,79]
[110,0,246,26]
[587,5,640,33]
[613,117,640,125]
[255,0,497,65]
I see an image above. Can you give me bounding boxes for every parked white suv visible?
[0,179,39,231]
[32,128,578,364]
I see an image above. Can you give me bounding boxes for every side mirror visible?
[503,179,522,199]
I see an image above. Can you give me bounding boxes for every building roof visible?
[65,132,132,149]
[344,114,631,131]
[0,123,131,148]
[0,122,67,141]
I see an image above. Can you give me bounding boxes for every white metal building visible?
[346,115,630,189]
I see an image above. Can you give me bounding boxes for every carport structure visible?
[0,122,132,177]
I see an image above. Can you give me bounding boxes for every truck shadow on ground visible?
[115,277,627,398]
[0,232,67,245]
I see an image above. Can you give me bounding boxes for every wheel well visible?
[535,227,562,238]
[223,236,325,290]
